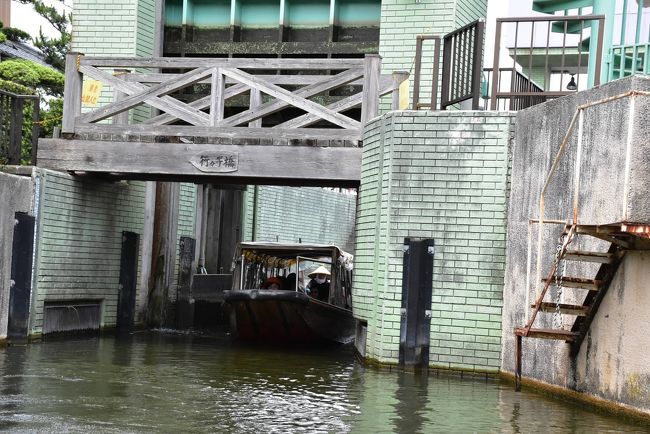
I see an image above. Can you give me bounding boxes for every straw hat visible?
[308,265,331,278]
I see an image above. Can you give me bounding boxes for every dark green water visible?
[0,331,648,433]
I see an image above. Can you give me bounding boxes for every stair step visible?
[531,302,589,316]
[515,327,578,341]
[542,276,601,290]
[565,250,614,264]
[532,0,593,14]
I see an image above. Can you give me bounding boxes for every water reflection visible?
[0,332,647,433]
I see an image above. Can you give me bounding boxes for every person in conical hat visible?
[306,265,331,302]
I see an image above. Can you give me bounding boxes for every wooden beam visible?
[81,57,365,69]
[220,67,361,130]
[123,73,367,86]
[62,52,83,134]
[73,123,362,141]
[81,64,212,126]
[79,66,214,124]
[210,69,225,126]
[221,68,363,127]
[144,83,249,125]
[112,69,130,125]
[274,77,396,129]
[361,54,381,125]
[37,138,362,184]
[249,88,262,128]
[274,94,361,129]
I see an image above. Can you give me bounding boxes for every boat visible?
[223,242,356,345]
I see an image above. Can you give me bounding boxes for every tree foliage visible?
[1,27,32,42]
[0,59,64,96]
[16,0,71,72]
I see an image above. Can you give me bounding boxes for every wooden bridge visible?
[37,53,406,187]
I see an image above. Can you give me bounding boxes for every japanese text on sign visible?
[190,152,239,173]
[82,80,103,106]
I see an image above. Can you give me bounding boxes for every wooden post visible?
[30,97,40,165]
[515,334,522,391]
[146,182,180,328]
[209,68,225,126]
[248,89,262,128]
[361,54,381,126]
[391,71,409,111]
[9,97,23,164]
[112,69,130,125]
[137,181,156,324]
[62,52,83,135]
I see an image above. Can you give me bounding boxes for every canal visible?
[0,331,648,433]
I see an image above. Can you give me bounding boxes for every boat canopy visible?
[236,242,353,271]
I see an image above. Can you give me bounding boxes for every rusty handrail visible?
[527,90,650,332]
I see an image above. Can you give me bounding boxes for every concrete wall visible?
[0,171,36,341]
[241,186,357,253]
[502,76,650,415]
[355,110,514,371]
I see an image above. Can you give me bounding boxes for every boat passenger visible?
[306,265,331,302]
[285,273,298,292]
[261,276,283,290]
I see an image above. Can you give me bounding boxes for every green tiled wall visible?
[355,111,514,372]
[33,170,146,333]
[241,186,357,252]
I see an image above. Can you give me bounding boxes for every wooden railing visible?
[0,90,40,165]
[62,54,407,144]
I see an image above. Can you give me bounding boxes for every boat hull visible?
[223,290,356,345]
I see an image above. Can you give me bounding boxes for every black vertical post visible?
[8,212,35,342]
[515,334,522,391]
[399,238,435,368]
[117,231,139,333]
[177,236,196,329]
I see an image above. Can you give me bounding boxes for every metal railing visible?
[0,90,40,165]
[490,15,605,111]
[609,43,649,81]
[441,19,484,110]
[412,20,484,111]
[483,67,546,111]
[607,0,650,81]
[412,35,441,110]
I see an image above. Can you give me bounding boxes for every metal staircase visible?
[511,88,650,391]
[514,223,632,390]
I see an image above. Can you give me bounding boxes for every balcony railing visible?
[490,15,605,110]
[412,19,484,110]
[483,67,546,111]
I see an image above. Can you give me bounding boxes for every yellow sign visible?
[399,78,410,110]
[82,79,103,106]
